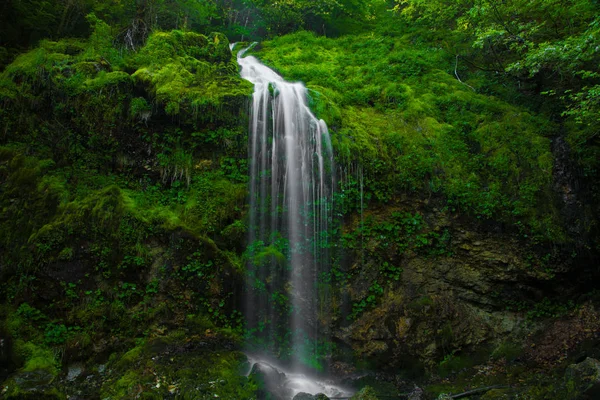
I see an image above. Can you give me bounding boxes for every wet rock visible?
[293,393,329,400]
[66,363,85,381]
[13,369,55,390]
[293,393,317,400]
[330,361,357,379]
[250,362,290,400]
[2,369,64,399]
[551,136,590,244]
[336,209,575,368]
[565,357,600,398]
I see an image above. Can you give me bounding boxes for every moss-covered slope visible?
[0,16,253,398]
[251,31,572,242]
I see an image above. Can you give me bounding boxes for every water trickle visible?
[236,44,335,375]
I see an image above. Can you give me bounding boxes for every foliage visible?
[0,1,599,395]
[253,30,562,240]
[14,341,60,375]
[394,0,600,191]
[0,13,252,395]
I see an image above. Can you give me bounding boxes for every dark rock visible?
[336,211,579,368]
[13,369,54,390]
[249,362,290,400]
[293,393,316,400]
[291,395,329,400]
[551,136,590,244]
[66,363,85,381]
[3,369,64,399]
[565,357,600,398]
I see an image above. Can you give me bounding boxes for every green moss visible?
[252,246,286,266]
[351,386,379,400]
[253,31,563,240]
[438,352,473,378]
[81,71,132,92]
[100,336,256,399]
[130,97,152,119]
[129,30,252,121]
[185,313,215,331]
[3,383,66,400]
[14,341,59,376]
[115,342,145,370]
[102,370,144,399]
[491,342,523,363]
[0,20,252,399]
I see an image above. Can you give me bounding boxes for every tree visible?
[395,0,600,168]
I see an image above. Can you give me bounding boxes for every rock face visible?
[334,203,576,368]
[565,357,600,398]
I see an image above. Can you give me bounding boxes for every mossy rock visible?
[207,32,232,63]
[129,30,251,122]
[2,369,64,399]
[351,386,378,400]
[81,71,132,92]
[101,335,256,399]
[565,357,600,398]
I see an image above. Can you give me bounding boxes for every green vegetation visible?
[394,0,600,241]
[253,31,563,241]
[246,0,598,258]
[98,334,256,399]
[0,12,252,397]
[1,0,599,399]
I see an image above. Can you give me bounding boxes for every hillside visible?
[1,1,599,399]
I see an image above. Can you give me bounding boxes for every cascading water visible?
[236,44,349,399]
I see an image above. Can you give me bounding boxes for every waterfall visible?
[237,44,335,371]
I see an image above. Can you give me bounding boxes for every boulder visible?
[249,362,289,400]
[293,393,317,400]
[293,393,329,400]
[565,357,600,398]
[2,369,64,399]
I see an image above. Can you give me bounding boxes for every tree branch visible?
[455,55,476,91]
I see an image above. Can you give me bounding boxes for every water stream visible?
[236,44,342,398]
